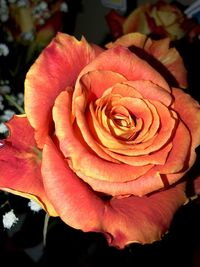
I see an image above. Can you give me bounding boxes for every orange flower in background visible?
[0,32,200,249]
[106,0,200,41]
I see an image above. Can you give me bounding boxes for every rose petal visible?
[172,88,200,149]
[102,182,187,248]
[86,95,154,148]
[124,80,172,106]
[53,90,153,183]
[144,38,187,88]
[106,33,187,88]
[73,45,170,99]
[123,5,150,36]
[41,136,104,231]
[105,9,125,39]
[0,115,57,216]
[108,100,177,155]
[40,135,187,248]
[54,89,118,163]
[79,168,165,196]
[106,32,148,49]
[25,33,99,148]
[156,120,191,174]
[75,70,127,104]
[99,142,172,166]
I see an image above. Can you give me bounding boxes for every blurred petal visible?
[123,5,150,35]
[105,10,125,38]
[0,115,57,216]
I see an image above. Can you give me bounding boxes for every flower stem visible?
[4,94,25,114]
[43,213,50,247]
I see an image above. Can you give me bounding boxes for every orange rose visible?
[123,1,186,40]
[0,32,200,248]
[106,1,200,41]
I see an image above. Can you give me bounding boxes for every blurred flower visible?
[28,199,42,212]
[1,109,15,121]
[0,80,11,94]
[106,0,200,41]
[0,122,8,133]
[2,209,19,229]
[0,43,9,56]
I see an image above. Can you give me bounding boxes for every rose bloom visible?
[106,0,200,41]
[0,32,200,249]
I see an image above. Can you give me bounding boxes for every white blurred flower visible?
[0,43,9,56]
[17,93,24,106]
[0,103,4,110]
[2,210,19,229]
[0,13,9,22]
[0,122,8,133]
[38,18,45,25]
[39,1,48,10]
[0,84,11,94]
[17,0,29,8]
[0,95,4,110]
[21,31,35,42]
[28,199,42,212]
[1,109,15,121]
[60,2,68,12]
[0,0,9,22]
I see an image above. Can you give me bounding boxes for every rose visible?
[0,32,200,249]
[122,1,186,40]
[106,0,200,41]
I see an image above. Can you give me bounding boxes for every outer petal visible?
[0,115,57,216]
[106,32,148,49]
[41,135,187,248]
[25,32,99,148]
[143,37,187,88]
[156,120,191,174]
[102,182,187,248]
[172,88,200,150]
[73,44,170,101]
[106,33,187,88]
[41,136,104,231]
